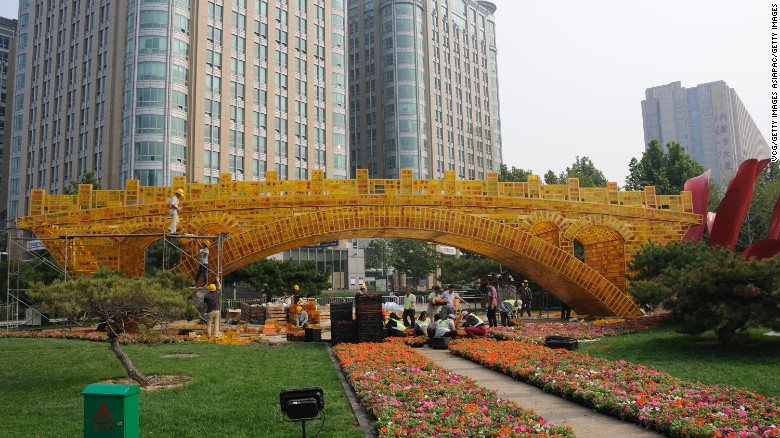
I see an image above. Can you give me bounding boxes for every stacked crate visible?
[240,302,266,324]
[330,303,355,344]
[355,294,384,343]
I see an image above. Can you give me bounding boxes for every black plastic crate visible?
[544,335,578,350]
[330,303,354,321]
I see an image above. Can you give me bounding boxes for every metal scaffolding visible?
[3,230,224,331]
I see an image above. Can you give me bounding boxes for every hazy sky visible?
[0,1,770,184]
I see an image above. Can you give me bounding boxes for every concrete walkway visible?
[418,347,665,438]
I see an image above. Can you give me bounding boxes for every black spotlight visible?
[280,387,324,437]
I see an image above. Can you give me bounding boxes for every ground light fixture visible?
[280,387,325,438]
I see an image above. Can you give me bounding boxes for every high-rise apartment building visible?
[347,0,502,180]
[6,0,347,223]
[641,81,770,188]
[0,17,17,224]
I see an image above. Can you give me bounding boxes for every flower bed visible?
[450,338,780,437]
[490,314,668,344]
[333,341,573,437]
[0,329,188,344]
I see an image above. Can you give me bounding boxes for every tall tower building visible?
[6,0,347,223]
[641,81,770,188]
[0,17,17,225]
[347,0,502,180]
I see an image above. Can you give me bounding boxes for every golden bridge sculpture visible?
[16,169,702,317]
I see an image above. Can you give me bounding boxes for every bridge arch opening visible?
[571,225,627,291]
[171,206,641,316]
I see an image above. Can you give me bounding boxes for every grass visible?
[578,323,780,397]
[0,338,365,438]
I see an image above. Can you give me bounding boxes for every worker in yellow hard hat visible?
[167,188,185,234]
[194,240,211,287]
[357,284,366,295]
[203,278,222,338]
[292,284,301,306]
[293,304,308,327]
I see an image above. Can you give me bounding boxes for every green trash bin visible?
[82,384,140,438]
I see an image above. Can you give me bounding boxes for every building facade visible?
[641,81,770,188]
[6,0,347,223]
[347,0,502,179]
[0,17,17,224]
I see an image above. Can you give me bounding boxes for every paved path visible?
[418,347,665,438]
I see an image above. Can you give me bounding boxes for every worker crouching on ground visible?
[498,299,520,327]
[461,310,488,338]
[433,314,457,338]
[385,312,406,337]
[294,305,308,328]
[204,278,222,338]
[414,311,431,336]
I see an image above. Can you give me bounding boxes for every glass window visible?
[173,39,189,60]
[139,10,168,29]
[134,141,164,161]
[172,117,187,137]
[138,36,167,55]
[171,90,188,110]
[137,61,167,81]
[136,87,166,107]
[172,65,189,85]
[135,114,165,134]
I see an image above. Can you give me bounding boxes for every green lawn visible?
[0,338,365,438]
[578,324,780,397]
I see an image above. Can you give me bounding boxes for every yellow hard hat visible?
[203,240,211,247]
[296,306,302,312]
[294,285,300,291]
[207,284,217,291]
[175,188,185,196]
[360,284,366,290]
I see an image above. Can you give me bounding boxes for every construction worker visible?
[203,278,222,338]
[461,310,487,338]
[193,240,211,287]
[294,305,308,327]
[414,311,431,336]
[498,299,520,326]
[402,287,416,329]
[292,284,301,306]
[168,188,184,234]
[433,314,457,338]
[358,283,367,294]
[385,312,406,337]
[521,280,533,317]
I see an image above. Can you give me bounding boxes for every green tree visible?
[225,258,331,297]
[562,156,607,187]
[628,241,780,342]
[27,270,196,386]
[543,170,561,185]
[625,140,705,195]
[63,171,102,195]
[365,238,392,285]
[498,164,533,182]
[439,255,500,286]
[737,162,780,252]
[389,239,440,287]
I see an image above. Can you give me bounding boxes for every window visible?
[171,90,188,110]
[138,36,167,55]
[135,114,165,134]
[139,10,168,29]
[136,87,165,107]
[172,65,189,85]
[171,117,187,137]
[173,39,189,60]
[136,62,166,81]
[134,141,164,162]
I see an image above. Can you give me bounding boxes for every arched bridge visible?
[16,169,701,317]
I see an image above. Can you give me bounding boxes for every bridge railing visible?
[25,169,693,218]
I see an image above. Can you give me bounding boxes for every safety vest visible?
[417,318,430,331]
[436,319,449,330]
[404,293,415,309]
[394,320,406,331]
[466,313,484,326]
